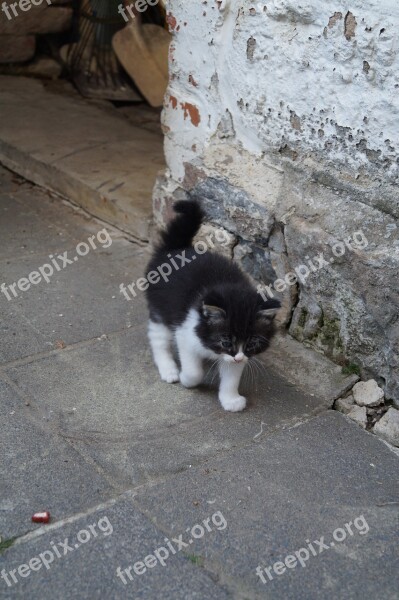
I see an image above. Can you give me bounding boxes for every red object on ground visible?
[31,511,50,523]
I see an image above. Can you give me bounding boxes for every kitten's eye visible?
[221,340,232,349]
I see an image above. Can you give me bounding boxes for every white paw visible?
[219,395,247,412]
[160,368,180,383]
[180,371,203,388]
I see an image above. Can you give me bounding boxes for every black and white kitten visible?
[145,200,280,412]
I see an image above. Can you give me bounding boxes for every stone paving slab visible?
[0,175,141,258]
[0,380,115,541]
[0,497,232,600]
[5,325,335,488]
[0,192,76,260]
[0,175,148,363]
[132,411,399,599]
[0,247,147,363]
[0,76,165,240]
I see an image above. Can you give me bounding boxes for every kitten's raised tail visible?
[159,200,204,250]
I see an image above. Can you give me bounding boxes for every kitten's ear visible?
[257,308,278,323]
[257,300,280,323]
[202,304,226,322]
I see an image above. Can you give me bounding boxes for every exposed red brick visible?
[181,102,201,127]
[169,95,178,109]
[168,96,200,127]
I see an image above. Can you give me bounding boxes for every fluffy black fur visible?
[146,200,280,358]
[159,199,204,250]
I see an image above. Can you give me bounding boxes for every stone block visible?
[0,5,72,36]
[189,177,274,244]
[353,380,385,408]
[0,35,35,63]
[281,173,399,402]
[347,405,368,429]
[0,55,62,78]
[193,223,236,259]
[373,407,399,447]
[335,394,355,415]
[233,240,276,284]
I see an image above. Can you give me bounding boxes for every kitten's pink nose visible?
[234,352,245,362]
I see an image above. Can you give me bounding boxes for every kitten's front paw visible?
[180,371,203,388]
[160,368,180,384]
[219,395,247,412]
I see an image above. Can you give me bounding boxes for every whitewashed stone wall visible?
[154,0,399,403]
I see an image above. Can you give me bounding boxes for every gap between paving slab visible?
[0,76,165,242]
[130,411,399,600]
[2,323,358,494]
[4,412,397,600]
[1,495,232,600]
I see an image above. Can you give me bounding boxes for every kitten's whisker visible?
[247,360,256,389]
[242,362,251,386]
[249,362,255,389]
[250,357,270,392]
[208,359,221,385]
[252,356,268,374]
[204,359,217,380]
[211,364,222,384]
[249,358,264,383]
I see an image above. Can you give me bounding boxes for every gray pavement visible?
[0,166,398,599]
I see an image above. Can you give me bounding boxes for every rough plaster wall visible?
[159,0,399,402]
[164,0,399,186]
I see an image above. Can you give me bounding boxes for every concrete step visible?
[0,76,165,242]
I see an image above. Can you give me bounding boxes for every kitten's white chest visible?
[175,309,217,360]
